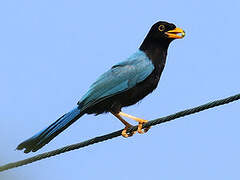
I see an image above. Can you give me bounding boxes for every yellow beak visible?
[165,27,185,39]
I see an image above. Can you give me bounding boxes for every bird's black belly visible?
[85,67,163,115]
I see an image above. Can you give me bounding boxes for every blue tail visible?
[17,107,84,153]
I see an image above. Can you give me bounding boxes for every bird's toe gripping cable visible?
[121,125,136,138]
[110,111,136,137]
[137,120,151,134]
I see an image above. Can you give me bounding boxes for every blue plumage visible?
[17,108,84,153]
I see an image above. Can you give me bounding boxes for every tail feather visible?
[17,107,84,153]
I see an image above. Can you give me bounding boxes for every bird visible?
[17,21,185,153]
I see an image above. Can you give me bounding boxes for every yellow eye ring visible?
[158,25,165,32]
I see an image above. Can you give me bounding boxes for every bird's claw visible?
[137,121,151,134]
[121,126,136,138]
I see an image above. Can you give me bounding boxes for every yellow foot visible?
[121,126,136,138]
[137,121,151,134]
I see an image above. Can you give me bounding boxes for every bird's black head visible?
[140,21,185,51]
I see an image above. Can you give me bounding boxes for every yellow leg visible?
[111,112,136,138]
[118,112,147,123]
[118,112,151,134]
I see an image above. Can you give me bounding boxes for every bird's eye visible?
[158,25,165,32]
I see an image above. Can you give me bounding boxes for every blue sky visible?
[1,0,240,179]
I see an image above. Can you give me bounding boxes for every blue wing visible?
[78,50,154,109]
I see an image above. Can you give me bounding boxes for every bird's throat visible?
[142,47,168,68]
[139,38,170,68]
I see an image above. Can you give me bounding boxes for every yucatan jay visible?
[17,21,185,153]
